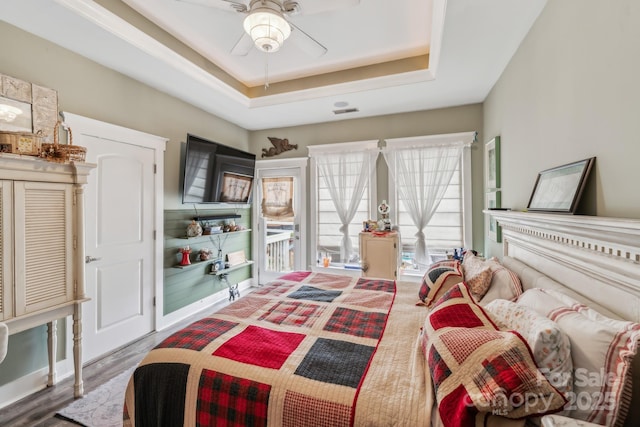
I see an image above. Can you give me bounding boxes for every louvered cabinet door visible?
[13,181,74,316]
[0,181,14,321]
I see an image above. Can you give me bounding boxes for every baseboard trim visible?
[156,279,254,331]
[0,358,73,409]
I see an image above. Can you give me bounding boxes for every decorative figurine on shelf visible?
[179,246,192,266]
[199,248,213,261]
[377,200,391,231]
[186,220,203,237]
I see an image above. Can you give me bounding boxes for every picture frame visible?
[527,157,595,214]
[220,172,253,203]
[485,136,501,190]
[486,190,502,242]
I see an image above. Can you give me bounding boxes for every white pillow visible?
[517,288,640,427]
[479,258,523,305]
[484,299,573,402]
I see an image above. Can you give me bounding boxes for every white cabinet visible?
[359,232,399,280]
[0,155,94,397]
[13,181,74,316]
[0,180,13,321]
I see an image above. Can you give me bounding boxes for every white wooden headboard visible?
[488,211,640,322]
[487,210,640,427]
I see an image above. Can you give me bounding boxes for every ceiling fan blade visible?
[174,0,248,13]
[289,22,327,57]
[283,0,360,16]
[231,32,254,56]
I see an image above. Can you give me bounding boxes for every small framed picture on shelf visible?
[485,136,501,190]
[486,190,502,243]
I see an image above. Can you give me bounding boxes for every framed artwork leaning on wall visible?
[527,157,595,214]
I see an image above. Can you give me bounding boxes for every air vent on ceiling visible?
[333,107,359,115]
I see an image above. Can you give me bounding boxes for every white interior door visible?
[65,113,163,363]
[254,158,307,285]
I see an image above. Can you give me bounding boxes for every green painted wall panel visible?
[163,208,253,315]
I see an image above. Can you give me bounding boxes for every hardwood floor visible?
[0,301,231,427]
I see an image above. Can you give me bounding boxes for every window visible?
[309,141,378,266]
[384,132,474,274]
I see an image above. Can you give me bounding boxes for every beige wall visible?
[483,0,640,257]
[249,105,485,252]
[0,20,249,387]
[0,21,249,211]
[0,20,483,392]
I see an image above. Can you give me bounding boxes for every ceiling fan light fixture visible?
[243,2,291,53]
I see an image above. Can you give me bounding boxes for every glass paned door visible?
[255,160,306,284]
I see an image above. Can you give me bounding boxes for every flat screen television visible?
[182,134,256,204]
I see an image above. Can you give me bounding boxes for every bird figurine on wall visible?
[262,137,298,158]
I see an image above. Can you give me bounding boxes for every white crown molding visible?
[54,0,249,105]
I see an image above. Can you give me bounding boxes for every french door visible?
[254,158,307,284]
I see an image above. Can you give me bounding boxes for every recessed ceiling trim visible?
[54,0,441,112]
[246,54,430,98]
[248,67,436,109]
[55,0,250,105]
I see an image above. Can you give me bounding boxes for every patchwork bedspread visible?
[123,272,431,426]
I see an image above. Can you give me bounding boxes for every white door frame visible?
[62,112,167,356]
[253,157,307,284]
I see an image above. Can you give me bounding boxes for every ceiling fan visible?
[176,0,360,57]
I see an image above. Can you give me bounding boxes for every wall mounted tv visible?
[182,134,256,204]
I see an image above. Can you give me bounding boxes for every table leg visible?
[47,320,57,386]
[73,304,84,397]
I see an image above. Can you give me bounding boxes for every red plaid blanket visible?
[123,272,430,426]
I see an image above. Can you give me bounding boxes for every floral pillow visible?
[418,260,463,307]
[484,299,573,402]
[421,283,567,426]
[461,252,493,300]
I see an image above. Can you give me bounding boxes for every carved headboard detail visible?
[486,210,640,320]
[486,210,640,427]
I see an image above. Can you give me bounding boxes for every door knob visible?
[85,256,101,264]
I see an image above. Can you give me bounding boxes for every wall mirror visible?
[0,74,58,142]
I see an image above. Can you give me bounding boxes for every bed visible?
[123,271,432,426]
[123,211,640,427]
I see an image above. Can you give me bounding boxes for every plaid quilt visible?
[123,272,430,426]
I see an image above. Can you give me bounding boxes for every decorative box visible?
[0,131,42,156]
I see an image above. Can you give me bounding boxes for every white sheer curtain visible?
[383,134,473,267]
[312,148,378,262]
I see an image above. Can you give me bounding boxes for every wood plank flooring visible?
[0,301,230,427]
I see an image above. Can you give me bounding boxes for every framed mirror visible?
[0,74,58,143]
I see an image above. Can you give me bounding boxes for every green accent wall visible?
[163,209,252,314]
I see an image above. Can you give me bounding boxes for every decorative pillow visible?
[418,260,463,307]
[421,283,567,427]
[461,252,493,300]
[517,288,640,427]
[478,258,523,305]
[484,299,573,402]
